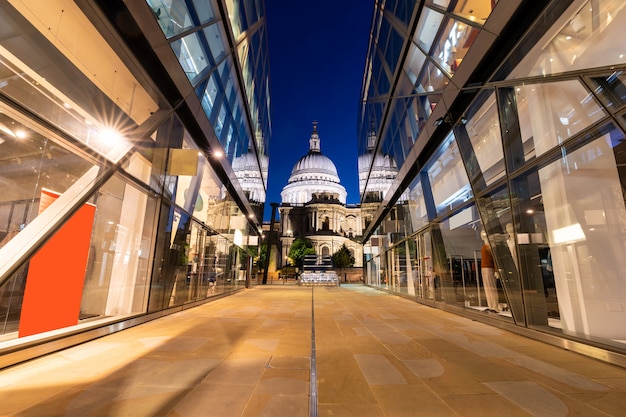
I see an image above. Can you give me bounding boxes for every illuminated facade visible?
[0,0,270,368]
[360,0,626,361]
[279,124,363,268]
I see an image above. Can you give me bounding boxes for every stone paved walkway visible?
[1,285,626,416]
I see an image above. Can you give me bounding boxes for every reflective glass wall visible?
[147,0,270,219]
[0,0,268,363]
[360,0,626,355]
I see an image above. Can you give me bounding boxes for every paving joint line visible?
[309,286,318,417]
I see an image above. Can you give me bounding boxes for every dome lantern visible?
[309,120,321,153]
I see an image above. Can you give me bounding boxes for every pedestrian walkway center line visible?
[310,286,318,417]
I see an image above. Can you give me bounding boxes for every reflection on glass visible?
[172,32,210,81]
[232,150,268,204]
[414,231,434,300]
[421,60,449,93]
[432,18,480,76]
[426,133,472,216]
[224,0,244,40]
[382,16,405,76]
[81,176,156,318]
[589,71,626,110]
[0,112,95,250]
[389,237,416,296]
[373,53,391,97]
[365,242,382,287]
[476,186,523,323]
[192,0,216,24]
[424,0,451,9]
[462,91,505,188]
[413,8,444,53]
[147,0,196,38]
[449,0,497,24]
[510,168,559,330]
[537,124,626,340]
[515,80,605,159]
[204,23,227,63]
[358,126,399,203]
[405,43,427,86]
[0,265,27,334]
[509,0,626,78]
[436,206,502,311]
[201,73,219,118]
[0,57,136,163]
[407,179,429,231]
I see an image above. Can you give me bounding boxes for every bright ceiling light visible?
[98,127,123,143]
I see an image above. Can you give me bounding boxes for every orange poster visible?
[19,189,96,337]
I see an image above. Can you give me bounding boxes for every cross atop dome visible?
[309,120,321,153]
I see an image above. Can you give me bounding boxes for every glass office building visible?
[0,0,270,367]
[359,0,626,362]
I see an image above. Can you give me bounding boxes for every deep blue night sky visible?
[263,0,375,221]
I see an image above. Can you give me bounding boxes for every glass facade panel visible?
[372,51,391,98]
[0,110,96,250]
[386,0,414,27]
[407,179,429,232]
[588,72,626,112]
[413,8,444,53]
[426,133,472,216]
[432,17,480,77]
[204,23,227,63]
[404,43,427,86]
[514,80,605,161]
[0,58,136,163]
[152,205,191,309]
[172,32,210,81]
[362,0,626,358]
[0,0,268,358]
[382,17,405,77]
[476,186,523,323]
[121,150,157,188]
[509,0,626,78]
[422,59,449,93]
[424,0,451,8]
[365,242,383,287]
[414,231,434,300]
[508,170,559,329]
[201,73,220,118]
[456,91,505,190]
[147,0,195,38]
[449,0,497,24]
[192,0,216,24]
[388,238,417,296]
[532,124,626,341]
[436,206,494,310]
[187,221,208,301]
[80,176,157,319]
[225,0,246,39]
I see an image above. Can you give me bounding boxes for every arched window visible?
[322,246,330,256]
[322,216,330,231]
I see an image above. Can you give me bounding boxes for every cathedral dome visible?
[290,152,339,181]
[281,123,347,205]
[232,150,268,203]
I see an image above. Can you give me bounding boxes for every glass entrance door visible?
[415,231,434,301]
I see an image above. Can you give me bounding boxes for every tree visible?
[255,243,267,271]
[332,244,355,269]
[288,237,315,269]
